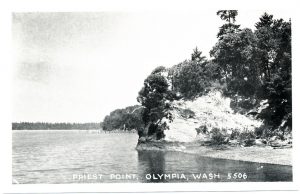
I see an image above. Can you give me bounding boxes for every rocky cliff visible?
[137,90,262,146]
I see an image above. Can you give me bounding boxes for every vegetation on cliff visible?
[101,11,291,145]
[136,11,291,143]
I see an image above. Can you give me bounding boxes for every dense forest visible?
[101,105,143,131]
[12,122,101,130]
[102,11,291,140]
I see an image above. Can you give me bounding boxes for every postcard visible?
[1,0,299,193]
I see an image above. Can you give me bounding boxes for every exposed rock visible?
[228,139,239,146]
[269,139,292,148]
[224,137,230,143]
[163,90,262,142]
[255,139,267,146]
[270,135,280,141]
[136,142,165,151]
[138,137,146,143]
[242,138,256,147]
[146,135,155,141]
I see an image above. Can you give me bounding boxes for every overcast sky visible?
[12,11,291,122]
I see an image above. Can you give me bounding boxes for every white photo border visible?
[1,0,299,193]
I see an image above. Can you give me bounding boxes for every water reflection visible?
[137,150,292,182]
[137,151,167,182]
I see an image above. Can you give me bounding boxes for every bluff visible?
[137,90,262,147]
[163,90,262,142]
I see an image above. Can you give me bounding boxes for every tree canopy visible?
[101,105,143,131]
[103,11,292,138]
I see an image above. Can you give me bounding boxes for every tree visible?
[211,11,292,131]
[217,10,238,23]
[171,60,207,99]
[137,68,173,139]
[210,28,261,96]
[255,13,275,81]
[101,105,143,131]
[216,10,241,39]
[255,12,273,29]
[256,15,292,131]
[168,48,209,99]
[191,47,207,63]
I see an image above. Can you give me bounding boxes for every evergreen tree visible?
[137,68,173,139]
[217,10,238,23]
[191,47,207,63]
[256,15,292,131]
[216,10,241,39]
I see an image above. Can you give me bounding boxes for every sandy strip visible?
[183,145,292,166]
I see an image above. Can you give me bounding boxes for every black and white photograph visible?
[1,0,299,193]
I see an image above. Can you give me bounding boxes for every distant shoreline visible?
[12,128,101,130]
[12,122,101,130]
[12,128,137,133]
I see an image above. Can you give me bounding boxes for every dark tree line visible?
[136,11,291,140]
[101,105,144,131]
[12,122,101,130]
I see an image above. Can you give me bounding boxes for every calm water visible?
[12,130,292,183]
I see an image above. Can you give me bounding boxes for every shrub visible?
[254,126,265,137]
[195,125,208,135]
[210,128,227,145]
[180,108,196,119]
[230,128,240,139]
[239,130,256,146]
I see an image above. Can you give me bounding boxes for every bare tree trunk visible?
[143,122,151,136]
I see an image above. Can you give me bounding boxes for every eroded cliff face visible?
[137,90,262,145]
[163,90,262,142]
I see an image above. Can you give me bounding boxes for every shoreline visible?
[12,129,136,133]
[136,141,292,166]
[184,145,292,166]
